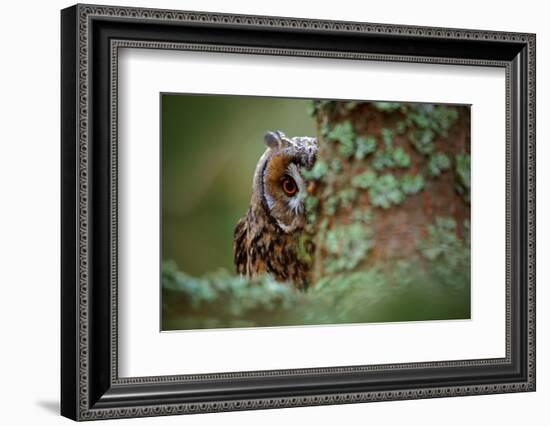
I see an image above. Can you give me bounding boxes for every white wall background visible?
[0,0,546,424]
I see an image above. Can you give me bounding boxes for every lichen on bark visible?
[303,101,471,285]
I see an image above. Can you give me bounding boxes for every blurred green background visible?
[162,94,316,275]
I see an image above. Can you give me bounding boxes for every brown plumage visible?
[233,131,317,290]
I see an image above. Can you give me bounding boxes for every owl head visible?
[252,130,318,234]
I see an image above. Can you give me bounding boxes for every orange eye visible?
[282,177,298,196]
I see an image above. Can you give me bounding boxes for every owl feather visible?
[233,131,317,290]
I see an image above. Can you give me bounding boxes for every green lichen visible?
[428,152,451,177]
[372,146,410,170]
[330,158,343,173]
[455,153,471,203]
[396,120,408,135]
[345,101,363,110]
[417,217,470,289]
[296,233,315,264]
[406,105,459,155]
[355,136,377,160]
[351,209,373,224]
[352,170,377,189]
[373,102,403,112]
[368,174,405,209]
[307,100,334,117]
[302,160,328,181]
[400,173,425,195]
[391,146,411,168]
[410,128,435,154]
[338,188,358,207]
[381,128,394,148]
[162,261,299,312]
[323,223,372,274]
[406,105,458,136]
[324,195,339,216]
[304,194,319,225]
[327,121,356,158]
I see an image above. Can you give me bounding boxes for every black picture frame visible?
[61,3,536,421]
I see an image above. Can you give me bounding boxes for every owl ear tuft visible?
[264,131,286,149]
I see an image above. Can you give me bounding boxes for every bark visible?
[307,101,470,284]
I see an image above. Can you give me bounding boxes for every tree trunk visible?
[304,101,470,285]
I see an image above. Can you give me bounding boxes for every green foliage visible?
[323,223,372,273]
[428,152,451,177]
[162,260,301,328]
[355,136,377,160]
[455,153,471,203]
[162,257,470,330]
[368,174,405,209]
[327,121,356,158]
[400,173,425,195]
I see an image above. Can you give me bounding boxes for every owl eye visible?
[282,177,298,196]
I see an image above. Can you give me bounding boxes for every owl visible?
[233,130,318,290]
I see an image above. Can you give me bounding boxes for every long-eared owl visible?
[233,131,318,290]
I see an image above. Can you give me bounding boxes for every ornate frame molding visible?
[61,4,536,421]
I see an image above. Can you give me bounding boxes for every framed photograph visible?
[61,4,536,421]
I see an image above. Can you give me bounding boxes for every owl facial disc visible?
[258,130,318,234]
